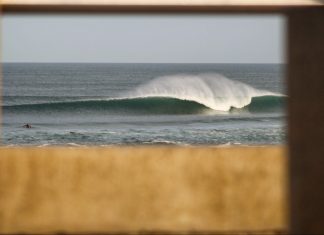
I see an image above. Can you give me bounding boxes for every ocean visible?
[2,63,286,146]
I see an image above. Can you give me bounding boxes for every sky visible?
[2,14,285,63]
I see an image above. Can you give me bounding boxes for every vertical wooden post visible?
[288,7,324,234]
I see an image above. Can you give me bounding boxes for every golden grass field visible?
[0,146,288,234]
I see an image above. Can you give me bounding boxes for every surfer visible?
[23,124,32,129]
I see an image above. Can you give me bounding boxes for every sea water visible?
[2,63,286,146]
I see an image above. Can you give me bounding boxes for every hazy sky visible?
[2,14,284,63]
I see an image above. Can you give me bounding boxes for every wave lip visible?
[3,97,211,115]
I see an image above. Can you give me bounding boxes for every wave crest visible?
[125,73,282,111]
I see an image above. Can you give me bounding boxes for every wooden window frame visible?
[1,2,324,234]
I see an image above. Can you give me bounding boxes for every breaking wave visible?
[3,74,285,115]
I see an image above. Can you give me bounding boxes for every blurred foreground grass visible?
[0,146,288,234]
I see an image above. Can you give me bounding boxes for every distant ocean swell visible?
[3,74,285,115]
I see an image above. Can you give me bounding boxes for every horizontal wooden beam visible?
[1,1,323,13]
[2,0,322,5]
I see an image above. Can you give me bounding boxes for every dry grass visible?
[0,146,288,234]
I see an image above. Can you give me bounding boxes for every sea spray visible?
[126,73,281,111]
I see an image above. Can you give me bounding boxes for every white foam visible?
[125,73,281,112]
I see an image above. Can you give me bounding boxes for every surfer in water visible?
[23,123,32,129]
